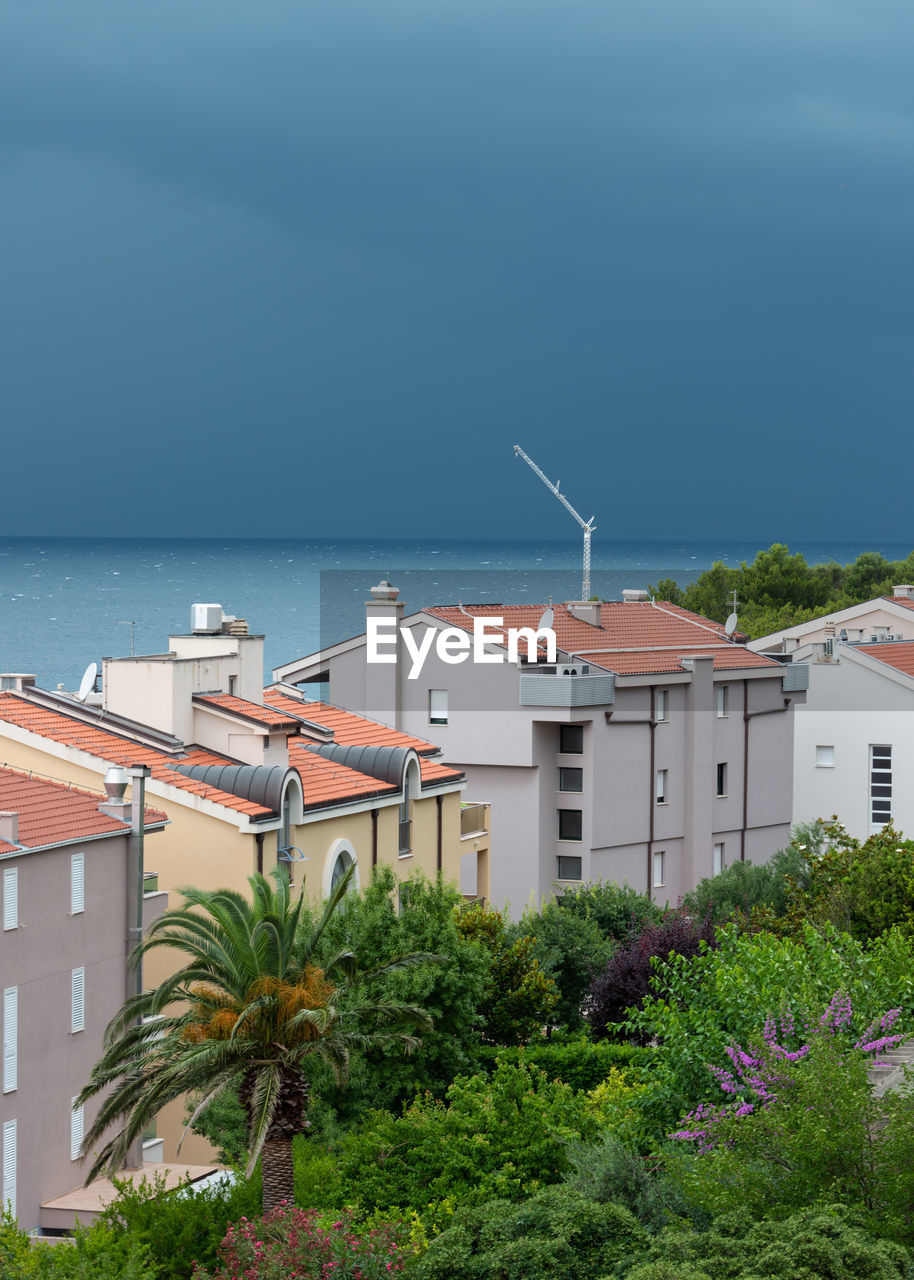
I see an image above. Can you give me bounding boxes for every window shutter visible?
[70,852,85,915]
[71,968,85,1033]
[2,868,17,931]
[2,1119,15,1218]
[2,989,16,1093]
[70,1100,84,1162]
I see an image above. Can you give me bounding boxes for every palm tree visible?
[77,866,439,1211]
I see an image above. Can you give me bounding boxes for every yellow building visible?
[0,609,485,1159]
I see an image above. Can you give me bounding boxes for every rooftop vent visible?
[622,589,650,603]
[369,580,400,602]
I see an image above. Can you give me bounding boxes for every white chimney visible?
[622,589,650,603]
[893,585,914,600]
[0,811,19,844]
[565,602,601,626]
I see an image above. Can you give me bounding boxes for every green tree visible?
[77,868,438,1212]
[509,901,613,1029]
[455,902,558,1043]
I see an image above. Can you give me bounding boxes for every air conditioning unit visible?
[191,603,224,633]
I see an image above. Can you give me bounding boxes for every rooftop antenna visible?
[724,590,739,640]
[513,445,596,599]
[117,620,137,656]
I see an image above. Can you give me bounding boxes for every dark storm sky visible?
[2,1,912,541]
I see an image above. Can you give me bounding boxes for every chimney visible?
[0,811,19,844]
[622,589,650,603]
[0,675,37,692]
[893,585,914,600]
[99,765,132,822]
[365,581,404,729]
[565,602,601,626]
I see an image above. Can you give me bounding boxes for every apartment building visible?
[0,766,169,1232]
[275,585,806,910]
[748,584,914,657]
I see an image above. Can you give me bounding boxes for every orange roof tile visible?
[0,694,272,819]
[264,691,443,756]
[423,602,780,677]
[193,694,301,731]
[287,742,400,809]
[856,642,914,678]
[0,766,167,849]
[883,596,914,611]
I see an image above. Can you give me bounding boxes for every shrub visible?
[478,1034,653,1091]
[329,1061,600,1212]
[623,1205,913,1280]
[682,829,819,927]
[508,901,613,1029]
[192,1206,417,1280]
[564,1133,701,1232]
[415,1185,648,1280]
[587,909,717,1041]
[454,903,558,1044]
[97,1169,261,1280]
[0,1208,155,1279]
[552,880,661,943]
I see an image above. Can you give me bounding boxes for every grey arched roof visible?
[304,743,415,786]
[171,763,300,816]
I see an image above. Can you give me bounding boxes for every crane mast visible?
[513,444,596,600]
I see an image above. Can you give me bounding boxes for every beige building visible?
[0,607,473,1161]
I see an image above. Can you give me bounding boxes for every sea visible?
[1,536,912,692]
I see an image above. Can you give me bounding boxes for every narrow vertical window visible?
[2,1119,15,1218]
[71,967,85,1034]
[655,769,668,804]
[2,988,17,1094]
[716,763,728,797]
[713,842,725,875]
[716,685,729,717]
[228,675,237,696]
[428,689,448,725]
[655,689,667,722]
[652,850,665,888]
[70,852,85,915]
[2,868,17,931]
[870,745,892,830]
[398,777,412,855]
[70,1100,85,1162]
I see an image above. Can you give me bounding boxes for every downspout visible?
[436,794,443,877]
[371,808,379,868]
[741,683,792,862]
[605,691,657,896]
[127,763,150,1171]
[255,831,264,875]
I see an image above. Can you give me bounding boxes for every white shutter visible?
[70,1100,84,1162]
[3,988,16,1094]
[2,1119,15,1218]
[2,868,17,930]
[429,689,448,724]
[70,852,85,915]
[71,967,85,1033]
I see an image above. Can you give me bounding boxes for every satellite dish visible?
[77,662,98,702]
[724,613,739,638]
[538,608,555,631]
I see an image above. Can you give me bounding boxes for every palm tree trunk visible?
[261,1136,295,1212]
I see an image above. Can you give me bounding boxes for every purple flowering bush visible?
[191,1206,417,1280]
[665,993,914,1244]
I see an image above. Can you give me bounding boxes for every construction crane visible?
[513,444,596,600]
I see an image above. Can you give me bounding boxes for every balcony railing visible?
[460,803,488,837]
[519,671,615,707]
[143,871,159,894]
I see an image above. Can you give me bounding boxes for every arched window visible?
[323,839,359,897]
[330,848,354,892]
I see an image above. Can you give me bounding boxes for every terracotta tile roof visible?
[0,766,167,850]
[287,742,400,809]
[423,602,780,677]
[0,838,18,855]
[266,691,464,791]
[855,642,914,678]
[263,691,442,757]
[193,694,301,731]
[883,597,914,611]
[0,693,272,819]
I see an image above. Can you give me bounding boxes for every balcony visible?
[519,671,615,707]
[460,802,489,838]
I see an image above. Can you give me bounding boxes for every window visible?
[652,850,665,888]
[428,689,448,725]
[70,852,85,915]
[399,781,412,855]
[557,855,582,881]
[559,724,583,755]
[71,1100,84,1162]
[2,868,17,931]
[655,689,667,722]
[816,745,835,768]
[655,769,668,804]
[2,1119,15,1219]
[716,763,728,797]
[71,967,85,1034]
[3,988,16,1094]
[714,842,725,875]
[397,883,410,914]
[558,767,583,793]
[228,675,237,696]
[870,745,892,829]
[330,848,354,893]
[716,685,729,718]
[558,809,583,841]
